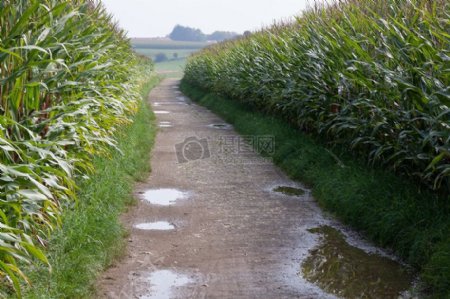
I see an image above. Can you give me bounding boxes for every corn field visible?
[184,0,450,194]
[0,0,153,296]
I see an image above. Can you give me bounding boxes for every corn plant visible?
[184,0,450,194]
[0,0,154,296]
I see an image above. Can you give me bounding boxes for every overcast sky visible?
[101,0,310,37]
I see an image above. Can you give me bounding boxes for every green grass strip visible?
[180,81,450,298]
[18,76,160,299]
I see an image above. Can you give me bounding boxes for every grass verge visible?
[18,76,160,299]
[180,81,450,298]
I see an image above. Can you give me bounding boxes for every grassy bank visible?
[180,81,450,297]
[19,76,160,299]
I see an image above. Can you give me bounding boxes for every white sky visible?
[100,0,310,37]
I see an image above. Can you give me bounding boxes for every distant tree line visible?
[168,25,239,42]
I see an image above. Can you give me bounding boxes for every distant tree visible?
[173,52,179,60]
[207,31,239,42]
[154,52,168,63]
[169,25,206,42]
[243,31,252,37]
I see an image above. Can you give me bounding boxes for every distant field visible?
[153,59,187,78]
[132,38,208,78]
[135,48,197,61]
[131,38,210,49]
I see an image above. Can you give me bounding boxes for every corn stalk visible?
[184,0,450,194]
[0,0,154,296]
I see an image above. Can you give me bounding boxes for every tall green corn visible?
[184,0,450,194]
[0,0,154,296]
[184,0,450,294]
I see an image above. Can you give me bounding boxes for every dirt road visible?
[97,79,412,299]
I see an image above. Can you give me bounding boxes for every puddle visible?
[154,110,170,114]
[273,186,305,196]
[159,121,173,128]
[154,101,186,105]
[134,222,175,231]
[142,189,188,206]
[301,226,413,299]
[208,123,232,130]
[177,96,192,105]
[140,270,191,299]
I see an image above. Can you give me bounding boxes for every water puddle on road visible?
[177,96,192,105]
[301,226,414,299]
[155,101,187,105]
[159,121,173,128]
[208,123,233,130]
[141,189,188,206]
[134,222,175,231]
[273,186,306,196]
[140,270,191,299]
[154,110,170,114]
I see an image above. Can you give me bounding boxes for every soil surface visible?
[97,79,410,299]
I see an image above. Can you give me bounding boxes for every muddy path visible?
[97,79,413,299]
